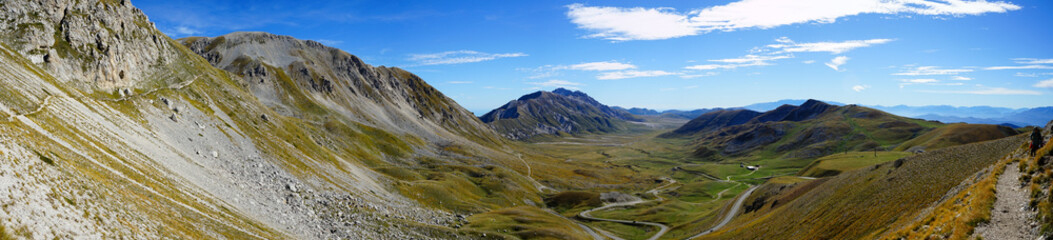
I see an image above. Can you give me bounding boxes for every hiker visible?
[1032,127,1044,157]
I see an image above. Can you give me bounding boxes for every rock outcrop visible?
[0,0,188,91]
[179,32,500,145]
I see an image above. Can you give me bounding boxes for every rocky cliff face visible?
[481,88,636,140]
[0,0,188,91]
[0,1,533,239]
[179,32,500,145]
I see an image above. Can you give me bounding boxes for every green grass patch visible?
[798,151,911,177]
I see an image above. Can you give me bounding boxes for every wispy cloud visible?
[566,1,1019,41]
[1013,58,1053,64]
[1016,72,1039,77]
[521,61,638,79]
[680,72,720,79]
[597,70,678,80]
[566,4,701,41]
[984,65,1053,70]
[952,76,972,81]
[769,37,894,54]
[898,78,966,88]
[528,79,584,89]
[685,55,790,70]
[409,50,527,66]
[1036,79,1053,88]
[919,87,1041,95]
[313,39,344,46]
[852,84,870,92]
[893,66,973,76]
[902,78,939,84]
[568,61,637,71]
[826,56,849,71]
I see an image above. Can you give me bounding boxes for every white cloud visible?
[983,65,1053,70]
[893,66,973,76]
[803,60,816,64]
[566,1,1020,41]
[569,61,637,71]
[446,81,473,84]
[902,78,939,83]
[825,56,849,71]
[852,85,869,92]
[951,76,972,80]
[566,4,701,41]
[409,50,527,66]
[680,72,719,79]
[769,37,894,54]
[685,54,790,70]
[164,26,200,37]
[313,39,344,46]
[528,79,584,89]
[1016,72,1039,77]
[1036,79,1053,88]
[597,70,678,80]
[920,87,1041,95]
[1013,58,1053,64]
[521,61,638,78]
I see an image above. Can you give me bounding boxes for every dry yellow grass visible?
[885,156,1010,239]
[700,135,1022,240]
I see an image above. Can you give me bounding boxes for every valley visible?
[0,1,1051,239]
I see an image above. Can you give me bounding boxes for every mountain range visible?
[621,99,1052,128]
[662,100,1016,159]
[1,1,1050,239]
[480,88,639,140]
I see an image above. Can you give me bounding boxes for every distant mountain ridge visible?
[743,99,1051,127]
[481,88,638,140]
[664,99,942,159]
[612,106,718,119]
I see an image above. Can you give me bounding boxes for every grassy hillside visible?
[687,104,940,162]
[893,123,1019,152]
[701,135,1023,239]
[798,151,912,177]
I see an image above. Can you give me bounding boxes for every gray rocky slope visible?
[0,0,539,239]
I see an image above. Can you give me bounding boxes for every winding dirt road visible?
[577,179,677,240]
[687,185,759,239]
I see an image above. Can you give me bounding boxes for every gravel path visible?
[975,162,1038,240]
[578,179,677,240]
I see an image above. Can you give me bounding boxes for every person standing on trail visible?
[1032,127,1044,157]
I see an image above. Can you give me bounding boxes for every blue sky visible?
[136,0,1053,114]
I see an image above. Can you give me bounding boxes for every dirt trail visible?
[578,179,677,240]
[688,185,759,239]
[974,162,1038,239]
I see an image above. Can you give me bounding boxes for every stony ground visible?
[974,162,1039,240]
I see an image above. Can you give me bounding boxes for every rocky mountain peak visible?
[0,0,184,91]
[181,32,499,144]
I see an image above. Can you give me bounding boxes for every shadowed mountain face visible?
[665,99,941,159]
[481,88,638,140]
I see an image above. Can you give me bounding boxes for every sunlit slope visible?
[0,0,547,239]
[674,100,941,160]
[701,135,1023,239]
[893,123,1019,152]
[798,151,912,177]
